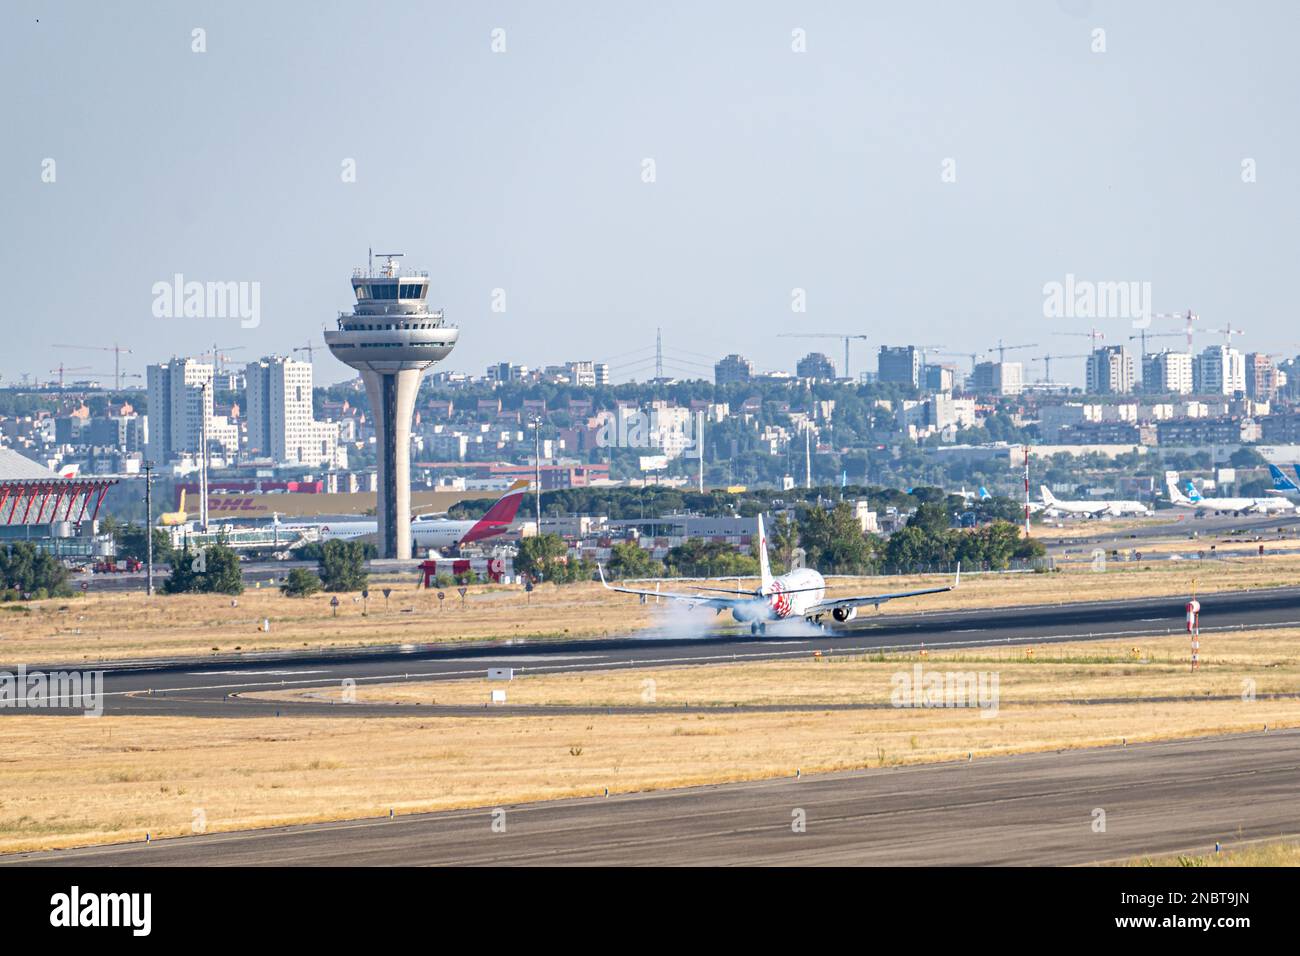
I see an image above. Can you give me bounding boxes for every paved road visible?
[6,729,1297,866]
[12,584,1300,717]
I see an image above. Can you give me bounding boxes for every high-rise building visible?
[877,346,920,387]
[796,352,836,380]
[971,361,1023,396]
[1245,353,1281,401]
[566,360,597,388]
[714,353,753,386]
[145,358,238,464]
[1086,345,1135,395]
[245,356,343,468]
[324,254,459,558]
[1194,346,1246,396]
[1142,350,1194,395]
[594,362,610,387]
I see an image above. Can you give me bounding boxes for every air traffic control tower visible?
[324,253,458,558]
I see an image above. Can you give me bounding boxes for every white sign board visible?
[488,667,514,681]
[491,689,507,704]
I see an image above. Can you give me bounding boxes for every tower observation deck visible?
[324,253,459,558]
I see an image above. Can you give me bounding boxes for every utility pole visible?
[143,460,154,596]
[199,379,210,531]
[531,414,542,534]
[1023,444,1030,537]
[697,409,704,493]
[805,426,812,489]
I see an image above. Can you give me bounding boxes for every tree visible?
[318,539,369,592]
[515,533,568,582]
[0,542,72,599]
[767,512,801,572]
[281,567,322,597]
[664,539,760,578]
[798,503,875,574]
[113,523,174,565]
[162,541,244,595]
[606,540,660,579]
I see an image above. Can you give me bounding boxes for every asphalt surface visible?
[6,729,1297,866]
[11,584,1300,717]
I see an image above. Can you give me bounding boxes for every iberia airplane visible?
[600,514,959,635]
[282,480,531,551]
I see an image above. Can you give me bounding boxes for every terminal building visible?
[0,448,117,557]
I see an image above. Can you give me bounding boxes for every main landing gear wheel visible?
[750,622,767,636]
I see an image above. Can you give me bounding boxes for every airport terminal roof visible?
[0,447,59,481]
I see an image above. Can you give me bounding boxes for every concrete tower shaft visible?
[323,254,458,558]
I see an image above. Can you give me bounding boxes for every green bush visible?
[318,539,369,592]
[162,542,244,595]
[281,567,322,597]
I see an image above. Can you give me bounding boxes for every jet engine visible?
[832,606,858,623]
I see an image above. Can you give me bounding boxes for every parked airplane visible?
[599,514,959,635]
[281,480,531,551]
[159,489,189,526]
[1165,473,1295,516]
[1267,464,1300,497]
[1039,486,1150,518]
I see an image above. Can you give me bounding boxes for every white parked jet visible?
[1039,486,1150,518]
[1165,473,1296,516]
[280,480,531,551]
[599,514,959,635]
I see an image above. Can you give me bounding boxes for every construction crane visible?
[987,340,1038,363]
[936,351,979,374]
[204,344,246,379]
[1029,353,1089,385]
[1029,356,1092,385]
[1054,328,1106,350]
[1202,321,1245,347]
[49,364,91,388]
[1128,330,1184,358]
[1151,310,1205,350]
[52,343,134,390]
[776,332,869,378]
[292,341,320,363]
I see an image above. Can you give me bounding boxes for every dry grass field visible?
[1123,839,1300,867]
[2,627,1298,855]
[260,627,1300,710]
[3,554,1300,666]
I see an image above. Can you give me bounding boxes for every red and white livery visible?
[600,514,959,635]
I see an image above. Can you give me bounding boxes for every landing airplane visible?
[599,514,959,635]
[1039,485,1150,518]
[281,480,530,551]
[1165,473,1295,516]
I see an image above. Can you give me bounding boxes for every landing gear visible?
[750,622,767,636]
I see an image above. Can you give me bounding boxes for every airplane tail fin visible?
[1269,464,1299,491]
[460,480,530,545]
[1185,480,1202,503]
[1039,485,1056,505]
[978,486,990,500]
[1165,471,1189,504]
[756,513,774,596]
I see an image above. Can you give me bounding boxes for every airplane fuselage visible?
[729,567,826,623]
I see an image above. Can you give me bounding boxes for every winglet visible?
[597,563,612,589]
[954,562,961,589]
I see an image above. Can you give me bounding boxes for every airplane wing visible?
[803,566,960,616]
[597,565,742,609]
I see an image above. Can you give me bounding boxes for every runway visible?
[6,729,1298,866]
[12,584,1300,717]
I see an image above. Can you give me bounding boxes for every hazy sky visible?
[3,1,1297,387]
